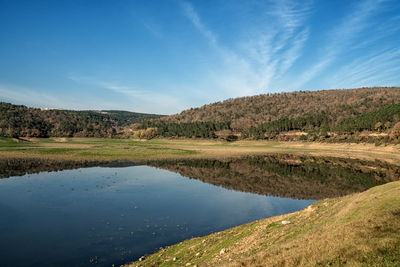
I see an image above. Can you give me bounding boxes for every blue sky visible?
[0,0,400,114]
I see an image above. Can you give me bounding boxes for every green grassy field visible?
[0,137,197,161]
[1,137,400,164]
[125,181,400,267]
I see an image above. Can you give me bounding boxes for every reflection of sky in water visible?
[0,166,315,267]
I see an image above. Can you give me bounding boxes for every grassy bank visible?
[1,137,400,164]
[125,180,400,267]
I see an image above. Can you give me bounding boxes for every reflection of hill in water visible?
[2,155,399,200]
[0,158,138,178]
[149,155,400,200]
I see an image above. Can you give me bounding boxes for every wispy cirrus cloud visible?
[68,75,185,114]
[292,0,395,90]
[181,0,399,96]
[268,0,312,31]
[277,28,309,77]
[180,0,312,96]
[327,47,400,88]
[141,18,164,39]
[181,1,217,45]
[0,82,135,111]
[0,83,80,109]
[2,0,400,114]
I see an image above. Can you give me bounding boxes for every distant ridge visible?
[0,102,163,138]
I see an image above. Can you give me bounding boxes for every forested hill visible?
[160,87,400,130]
[139,87,400,142]
[0,102,162,138]
[3,87,400,142]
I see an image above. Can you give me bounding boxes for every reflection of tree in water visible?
[2,155,399,200]
[0,158,137,178]
[149,155,400,200]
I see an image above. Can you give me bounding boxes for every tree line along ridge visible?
[1,87,400,143]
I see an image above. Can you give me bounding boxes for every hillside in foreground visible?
[126,180,400,266]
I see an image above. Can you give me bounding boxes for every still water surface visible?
[0,164,314,267]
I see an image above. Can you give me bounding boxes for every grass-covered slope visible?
[126,181,400,266]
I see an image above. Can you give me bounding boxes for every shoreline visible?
[1,137,400,164]
[124,181,400,266]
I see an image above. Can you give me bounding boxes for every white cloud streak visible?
[180,0,312,96]
[327,47,400,88]
[141,18,164,39]
[292,0,390,90]
[68,76,185,114]
[0,84,81,109]
[278,28,309,77]
[179,0,400,98]
[181,1,217,45]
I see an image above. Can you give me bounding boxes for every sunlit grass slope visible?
[126,181,400,266]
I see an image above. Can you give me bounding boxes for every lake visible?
[0,155,398,266]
